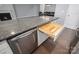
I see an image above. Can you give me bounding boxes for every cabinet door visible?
[8,29,38,54]
[0,40,13,54]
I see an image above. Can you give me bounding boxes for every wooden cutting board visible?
[39,22,63,37]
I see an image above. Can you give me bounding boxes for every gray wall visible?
[13,4,40,18]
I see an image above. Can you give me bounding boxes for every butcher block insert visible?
[39,22,63,37]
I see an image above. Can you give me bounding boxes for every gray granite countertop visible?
[0,16,57,41]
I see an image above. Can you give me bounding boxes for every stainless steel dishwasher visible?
[8,29,38,54]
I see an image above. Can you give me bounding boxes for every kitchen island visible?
[0,16,76,54]
[0,16,57,41]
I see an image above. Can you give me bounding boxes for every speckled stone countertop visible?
[0,16,57,41]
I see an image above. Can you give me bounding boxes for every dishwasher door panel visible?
[8,29,38,54]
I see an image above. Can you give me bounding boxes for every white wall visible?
[55,4,69,19]
[13,4,40,18]
[0,4,14,10]
[54,4,69,25]
[64,4,79,29]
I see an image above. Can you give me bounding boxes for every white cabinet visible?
[37,30,49,46]
[45,4,56,12]
[0,40,13,54]
[40,4,56,12]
